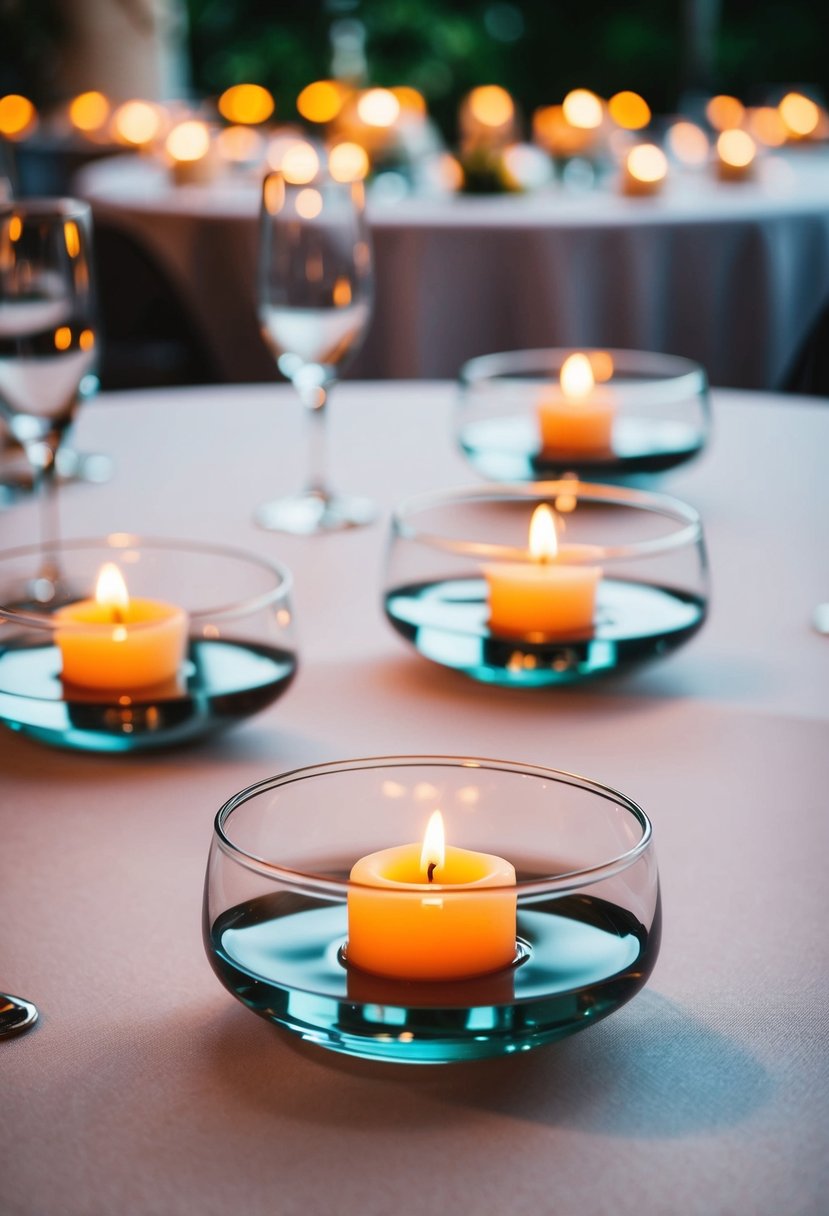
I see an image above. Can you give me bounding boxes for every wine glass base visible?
[256,491,377,535]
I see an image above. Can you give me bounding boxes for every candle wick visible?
[427,861,436,883]
[111,605,125,625]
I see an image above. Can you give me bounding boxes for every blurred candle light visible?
[608,91,651,130]
[328,141,370,182]
[216,124,264,165]
[746,106,787,147]
[621,143,668,195]
[778,92,820,140]
[356,88,401,128]
[533,104,594,157]
[666,120,709,166]
[716,129,756,180]
[0,94,37,140]
[461,85,516,150]
[68,91,110,135]
[280,141,320,184]
[297,80,346,124]
[218,84,274,125]
[562,89,604,130]
[705,94,745,132]
[391,86,427,116]
[165,120,216,184]
[112,100,162,147]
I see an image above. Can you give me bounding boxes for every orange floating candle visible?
[347,810,516,980]
[55,562,188,690]
[485,503,602,637]
[538,353,616,454]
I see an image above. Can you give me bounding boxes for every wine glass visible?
[0,198,98,584]
[257,159,375,534]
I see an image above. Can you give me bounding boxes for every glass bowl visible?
[457,348,710,481]
[384,482,708,686]
[204,755,660,1064]
[0,535,297,751]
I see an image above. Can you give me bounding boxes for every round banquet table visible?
[2,381,828,1216]
[76,151,829,390]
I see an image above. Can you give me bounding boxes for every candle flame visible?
[420,810,445,881]
[529,504,558,562]
[560,352,595,399]
[95,563,129,617]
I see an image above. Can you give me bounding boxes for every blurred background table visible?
[76,151,829,390]
[2,380,827,1216]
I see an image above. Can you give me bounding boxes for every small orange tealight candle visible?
[621,142,668,196]
[538,353,616,454]
[165,120,218,185]
[485,503,602,637]
[347,810,517,981]
[715,129,756,182]
[55,562,188,690]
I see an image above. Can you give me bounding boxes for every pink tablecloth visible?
[2,383,828,1216]
[76,153,829,390]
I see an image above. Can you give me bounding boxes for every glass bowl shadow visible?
[457,348,710,482]
[383,481,708,687]
[204,755,661,1064]
[0,535,297,751]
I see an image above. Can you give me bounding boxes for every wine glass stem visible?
[26,439,61,581]
[299,379,331,498]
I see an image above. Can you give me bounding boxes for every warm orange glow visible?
[554,490,578,514]
[328,141,369,182]
[297,80,345,124]
[779,92,820,137]
[54,326,72,352]
[590,350,614,382]
[437,153,464,191]
[332,277,352,306]
[95,563,130,611]
[717,128,756,168]
[216,125,263,162]
[281,141,320,184]
[79,329,95,351]
[747,106,787,147]
[529,504,558,562]
[69,91,110,132]
[626,143,668,183]
[468,85,514,128]
[667,120,709,165]
[562,89,604,130]
[113,100,161,146]
[560,352,595,398]
[0,94,36,139]
[8,215,22,242]
[356,88,401,127]
[64,221,81,258]
[608,91,651,130]
[295,187,322,219]
[165,120,211,162]
[392,86,426,115]
[705,94,744,132]
[218,84,274,125]
[419,810,446,877]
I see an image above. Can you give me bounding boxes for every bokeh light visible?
[218,84,274,125]
[166,121,211,162]
[328,142,370,182]
[69,91,110,133]
[666,121,709,166]
[468,85,514,128]
[0,94,37,139]
[562,89,604,130]
[356,89,401,127]
[705,95,745,132]
[717,129,756,168]
[778,92,820,137]
[608,91,651,130]
[113,100,161,146]
[280,141,320,184]
[297,81,345,124]
[626,144,668,183]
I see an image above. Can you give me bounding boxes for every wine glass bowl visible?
[256,158,375,534]
[0,199,98,564]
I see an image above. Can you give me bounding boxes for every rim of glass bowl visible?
[0,534,294,634]
[391,481,704,565]
[0,197,92,221]
[213,754,653,898]
[459,347,708,408]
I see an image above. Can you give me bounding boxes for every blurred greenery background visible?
[2,0,825,131]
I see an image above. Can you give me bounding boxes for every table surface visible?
[2,382,828,1216]
[76,153,829,391]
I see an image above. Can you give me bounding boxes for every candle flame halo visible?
[560,352,595,399]
[529,504,558,562]
[420,810,446,880]
[95,563,130,614]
